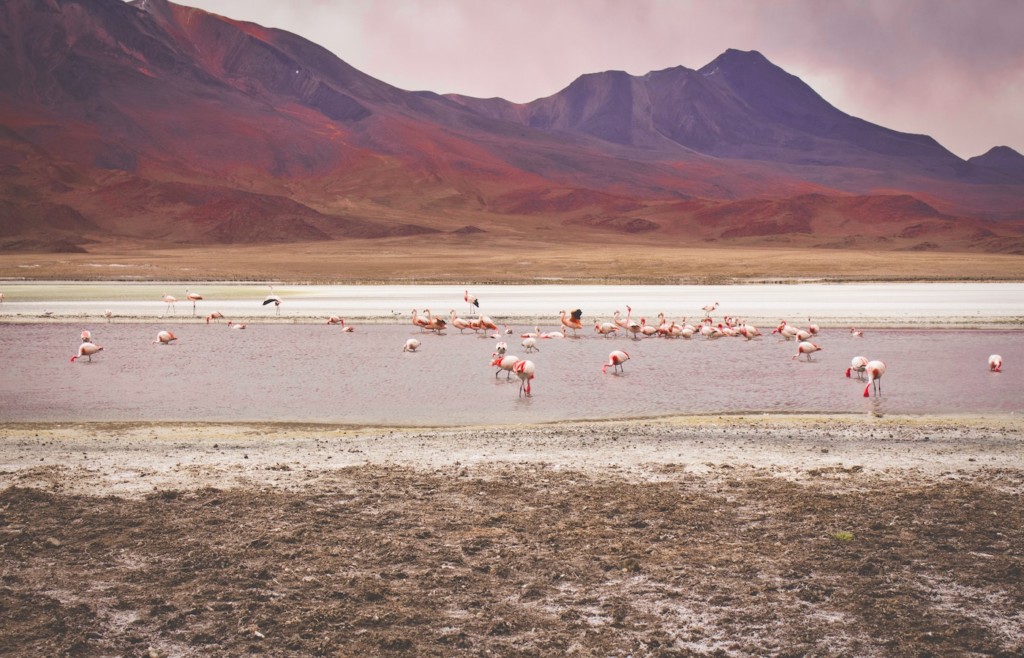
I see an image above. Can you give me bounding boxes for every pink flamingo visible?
[863,361,886,397]
[153,330,177,344]
[206,311,224,324]
[513,359,535,397]
[989,355,1003,372]
[851,328,864,338]
[80,329,92,343]
[602,350,630,374]
[71,341,103,362]
[464,290,479,314]
[793,341,822,361]
[403,338,421,352]
[161,294,177,315]
[560,309,583,336]
[185,290,203,316]
[449,310,472,333]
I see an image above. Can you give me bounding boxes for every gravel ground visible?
[1,415,1022,656]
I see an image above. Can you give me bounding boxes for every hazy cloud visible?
[175,0,1024,158]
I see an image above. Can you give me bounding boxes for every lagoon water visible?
[2,322,1021,425]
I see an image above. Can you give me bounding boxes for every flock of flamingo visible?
[58,287,1007,400]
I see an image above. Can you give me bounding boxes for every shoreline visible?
[3,414,1021,497]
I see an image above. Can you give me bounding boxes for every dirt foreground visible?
[1,415,1022,656]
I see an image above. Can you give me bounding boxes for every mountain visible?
[968,146,1024,180]
[1,0,1022,256]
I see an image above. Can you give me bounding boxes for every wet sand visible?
[2,415,1022,656]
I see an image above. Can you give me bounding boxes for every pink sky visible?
[176,0,1024,159]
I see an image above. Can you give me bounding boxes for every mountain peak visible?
[968,146,1024,179]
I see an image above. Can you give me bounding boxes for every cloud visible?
[177,0,1024,158]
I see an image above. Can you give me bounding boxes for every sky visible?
[174,0,1024,159]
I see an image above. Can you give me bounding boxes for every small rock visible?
[45,537,62,548]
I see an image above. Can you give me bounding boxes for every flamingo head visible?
[863,383,872,398]
[845,367,852,378]
[70,355,77,362]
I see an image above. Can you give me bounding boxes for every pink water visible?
[2,323,1021,425]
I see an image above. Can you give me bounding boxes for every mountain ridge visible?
[0,0,1022,256]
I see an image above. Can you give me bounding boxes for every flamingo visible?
[560,309,583,336]
[0,291,4,303]
[521,326,541,339]
[626,317,643,340]
[411,309,430,330]
[602,350,630,374]
[846,356,869,380]
[403,338,421,352]
[807,318,820,335]
[448,310,472,333]
[513,359,535,397]
[228,321,246,330]
[773,320,799,341]
[161,294,177,315]
[793,341,822,361]
[185,290,203,316]
[71,341,103,362]
[989,355,1003,372]
[104,309,113,322]
[153,330,177,344]
[737,324,761,340]
[493,341,508,356]
[423,309,447,334]
[863,360,886,397]
[541,327,566,339]
[522,336,539,353]
[263,295,282,315]
[80,329,92,343]
[639,318,658,337]
[594,322,620,337]
[795,328,813,342]
[206,312,224,324]
[491,354,520,380]
[327,316,343,325]
[478,315,498,332]
[702,301,719,317]
[339,319,355,333]
[464,290,479,314]
[613,309,630,331]
[851,328,864,338]
[504,324,513,335]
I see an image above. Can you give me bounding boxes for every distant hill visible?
[0,0,1021,254]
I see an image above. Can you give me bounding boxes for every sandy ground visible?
[1,415,1022,656]
[3,240,1024,283]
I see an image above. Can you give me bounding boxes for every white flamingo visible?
[71,341,103,363]
[793,341,822,361]
[863,361,886,397]
[846,356,869,380]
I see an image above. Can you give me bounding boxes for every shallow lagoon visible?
[2,322,1020,424]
